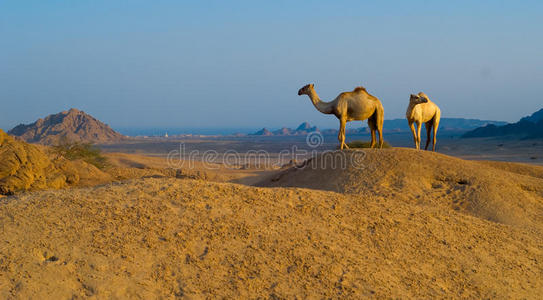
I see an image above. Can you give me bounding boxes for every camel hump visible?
[353,86,367,93]
[418,92,429,99]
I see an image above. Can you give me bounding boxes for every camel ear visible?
[310,83,314,88]
[420,95,429,102]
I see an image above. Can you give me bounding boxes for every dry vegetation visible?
[52,139,109,169]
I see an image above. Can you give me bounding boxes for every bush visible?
[52,138,109,169]
[345,140,392,149]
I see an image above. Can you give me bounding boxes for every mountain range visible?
[250,122,320,136]
[463,108,543,139]
[251,118,507,136]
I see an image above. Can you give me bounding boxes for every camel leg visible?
[377,128,383,149]
[377,107,384,149]
[368,118,377,148]
[338,118,347,150]
[416,121,422,150]
[424,121,432,150]
[408,121,417,149]
[432,111,441,152]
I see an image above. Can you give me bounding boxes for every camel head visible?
[298,84,314,96]
[409,93,429,105]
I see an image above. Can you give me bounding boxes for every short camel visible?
[298,84,385,149]
[406,92,441,151]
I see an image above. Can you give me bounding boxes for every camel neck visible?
[406,102,423,118]
[307,89,332,114]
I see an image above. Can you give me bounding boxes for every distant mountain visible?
[272,127,293,135]
[8,108,126,145]
[381,118,507,132]
[520,108,543,123]
[250,122,320,136]
[295,122,319,133]
[463,108,543,139]
[251,118,506,137]
[250,128,273,136]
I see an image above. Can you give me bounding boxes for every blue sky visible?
[1,1,542,130]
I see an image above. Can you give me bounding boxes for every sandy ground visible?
[0,148,542,298]
[103,152,270,185]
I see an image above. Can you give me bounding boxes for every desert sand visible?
[1,148,542,298]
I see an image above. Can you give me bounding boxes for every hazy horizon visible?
[1,1,542,131]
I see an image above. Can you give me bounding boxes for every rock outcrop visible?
[0,129,110,195]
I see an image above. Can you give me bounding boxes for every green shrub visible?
[345,140,392,149]
[52,138,109,169]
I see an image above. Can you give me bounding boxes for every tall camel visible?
[406,92,441,151]
[298,84,385,149]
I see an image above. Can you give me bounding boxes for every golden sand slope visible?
[104,152,272,184]
[261,148,543,232]
[1,174,542,298]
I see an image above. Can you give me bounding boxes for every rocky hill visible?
[8,108,126,145]
[463,108,543,139]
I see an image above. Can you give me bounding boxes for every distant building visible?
[165,132,168,138]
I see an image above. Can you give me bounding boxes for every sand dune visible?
[0,149,542,298]
[261,148,543,232]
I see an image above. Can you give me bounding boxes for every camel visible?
[406,92,441,151]
[298,84,385,149]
